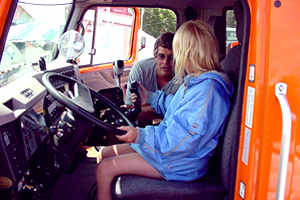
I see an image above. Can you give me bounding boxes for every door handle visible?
[275,83,292,200]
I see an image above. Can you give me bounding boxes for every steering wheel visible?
[42,72,133,135]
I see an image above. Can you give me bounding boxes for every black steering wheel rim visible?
[42,72,132,135]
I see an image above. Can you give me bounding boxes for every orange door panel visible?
[0,0,15,45]
[235,0,300,199]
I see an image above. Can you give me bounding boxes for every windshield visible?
[0,0,73,87]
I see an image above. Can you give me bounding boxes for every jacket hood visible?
[184,71,234,97]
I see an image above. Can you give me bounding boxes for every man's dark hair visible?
[153,32,174,57]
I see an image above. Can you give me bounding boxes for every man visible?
[125,32,179,105]
[125,32,180,124]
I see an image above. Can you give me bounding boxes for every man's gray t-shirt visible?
[125,57,180,105]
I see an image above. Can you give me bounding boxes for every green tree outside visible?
[226,10,236,28]
[141,8,176,38]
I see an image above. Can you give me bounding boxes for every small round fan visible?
[58,30,85,60]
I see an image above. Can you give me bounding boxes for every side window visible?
[78,7,177,65]
[137,8,176,60]
[226,9,238,51]
[79,7,135,65]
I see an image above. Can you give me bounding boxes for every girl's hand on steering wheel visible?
[116,126,138,143]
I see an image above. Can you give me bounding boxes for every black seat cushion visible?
[112,173,227,200]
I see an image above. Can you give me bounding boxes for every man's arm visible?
[146,90,175,116]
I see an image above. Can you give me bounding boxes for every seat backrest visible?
[220,45,242,197]
[219,1,244,199]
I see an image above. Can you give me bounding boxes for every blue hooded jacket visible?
[130,71,233,181]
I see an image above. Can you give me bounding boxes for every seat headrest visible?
[233,1,243,43]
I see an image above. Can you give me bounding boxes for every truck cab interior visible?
[0,0,250,199]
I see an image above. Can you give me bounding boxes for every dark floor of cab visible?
[50,157,97,200]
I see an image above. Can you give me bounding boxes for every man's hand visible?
[116,126,138,143]
[130,82,149,105]
[130,93,138,105]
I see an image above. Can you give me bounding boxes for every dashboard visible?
[0,65,80,198]
[0,64,133,199]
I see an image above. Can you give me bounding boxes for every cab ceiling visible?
[76,0,236,9]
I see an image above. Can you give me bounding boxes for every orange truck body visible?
[235,0,300,199]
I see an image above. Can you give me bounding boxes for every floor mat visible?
[50,157,97,200]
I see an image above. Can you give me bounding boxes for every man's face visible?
[155,46,173,77]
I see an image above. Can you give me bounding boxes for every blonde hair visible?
[173,20,220,80]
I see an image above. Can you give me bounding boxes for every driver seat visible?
[110,64,241,199]
[110,2,244,199]
[110,62,242,200]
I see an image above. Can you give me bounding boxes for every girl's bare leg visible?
[96,150,162,200]
[100,143,135,159]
